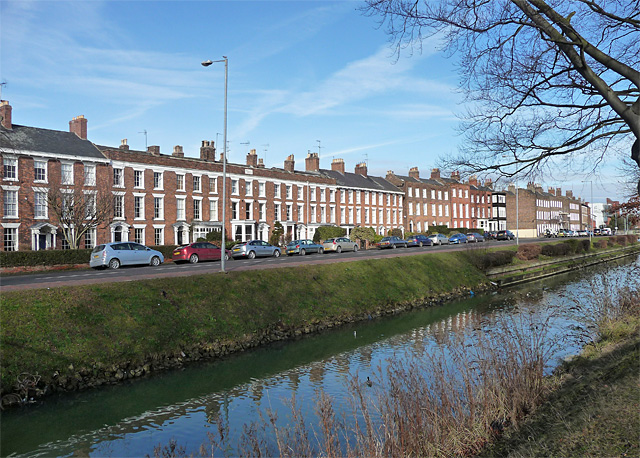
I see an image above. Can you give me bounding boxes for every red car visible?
[172,242,232,264]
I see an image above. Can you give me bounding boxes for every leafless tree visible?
[363,0,640,192]
[45,184,113,249]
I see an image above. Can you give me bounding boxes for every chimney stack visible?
[430,168,441,180]
[408,167,419,179]
[331,158,345,174]
[508,184,516,194]
[556,187,562,196]
[0,101,12,130]
[355,161,367,177]
[147,145,160,156]
[284,154,295,172]
[119,139,129,151]
[305,152,320,172]
[172,145,184,158]
[69,115,88,139]
[200,140,216,162]
[468,175,478,186]
[451,171,460,182]
[246,148,258,167]
[257,158,265,168]
[566,190,573,198]
[548,187,555,195]
[485,178,493,190]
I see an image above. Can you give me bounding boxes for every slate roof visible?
[0,125,106,160]
[320,169,403,193]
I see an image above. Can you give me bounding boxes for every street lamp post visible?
[202,56,228,273]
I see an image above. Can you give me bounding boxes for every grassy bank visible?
[481,310,640,457]
[0,251,487,395]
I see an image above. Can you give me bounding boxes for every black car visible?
[405,235,433,247]
[485,231,498,240]
[496,230,515,241]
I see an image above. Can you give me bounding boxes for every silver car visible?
[90,242,164,269]
[428,234,450,245]
[322,237,359,253]
[232,240,281,259]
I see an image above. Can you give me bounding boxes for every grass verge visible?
[0,251,487,394]
[480,294,640,457]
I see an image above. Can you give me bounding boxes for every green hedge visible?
[313,225,347,243]
[0,245,180,268]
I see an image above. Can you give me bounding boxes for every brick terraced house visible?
[1,100,593,251]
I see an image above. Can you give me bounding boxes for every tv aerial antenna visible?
[138,130,148,150]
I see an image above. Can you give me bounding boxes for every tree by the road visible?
[44,184,113,249]
[363,0,640,191]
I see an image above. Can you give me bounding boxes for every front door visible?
[38,234,47,250]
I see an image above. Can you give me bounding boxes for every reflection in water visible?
[1,256,637,457]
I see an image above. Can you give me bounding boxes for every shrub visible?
[516,243,542,261]
[313,225,346,243]
[579,239,591,252]
[388,228,403,238]
[0,249,93,268]
[350,227,376,243]
[613,235,628,246]
[595,239,609,249]
[563,238,580,254]
[270,221,285,246]
[541,243,572,257]
[471,250,516,270]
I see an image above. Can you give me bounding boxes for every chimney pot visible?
[200,140,216,161]
[69,114,88,139]
[305,152,320,172]
[120,138,129,150]
[172,145,184,158]
[257,158,265,168]
[284,154,295,173]
[331,158,345,174]
[0,100,12,130]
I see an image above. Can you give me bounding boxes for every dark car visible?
[485,231,498,240]
[286,239,324,256]
[405,234,433,247]
[496,230,515,241]
[466,232,485,242]
[376,236,408,249]
[172,242,232,264]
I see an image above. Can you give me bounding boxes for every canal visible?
[2,255,638,457]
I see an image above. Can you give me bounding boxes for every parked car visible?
[449,233,468,244]
[376,236,408,249]
[90,242,164,269]
[496,230,515,241]
[405,234,433,247]
[428,233,450,245]
[232,240,281,259]
[286,239,324,256]
[172,242,232,264]
[543,229,557,238]
[485,231,498,240]
[593,228,601,236]
[322,237,359,253]
[601,227,612,236]
[466,232,485,243]
[577,230,588,237]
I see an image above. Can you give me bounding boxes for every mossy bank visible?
[1,251,489,401]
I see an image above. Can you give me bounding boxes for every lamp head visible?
[201,60,213,67]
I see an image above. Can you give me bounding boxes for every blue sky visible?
[1,0,626,202]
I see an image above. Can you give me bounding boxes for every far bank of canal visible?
[1,249,638,456]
